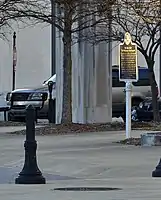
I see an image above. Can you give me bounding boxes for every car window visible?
[132,79,150,86]
[112,78,125,87]
[112,69,125,87]
[112,67,151,87]
[35,83,56,92]
[132,68,150,86]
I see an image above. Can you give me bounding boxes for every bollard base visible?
[15,174,46,184]
[152,159,161,177]
[15,105,46,185]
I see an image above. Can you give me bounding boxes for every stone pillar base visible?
[85,106,112,123]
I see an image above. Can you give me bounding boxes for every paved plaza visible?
[0,127,161,199]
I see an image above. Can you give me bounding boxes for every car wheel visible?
[122,99,142,123]
[8,115,25,122]
[18,117,26,122]
[8,113,13,121]
[122,106,138,123]
[132,99,142,107]
[131,107,138,122]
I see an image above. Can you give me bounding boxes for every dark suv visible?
[112,66,158,120]
[6,75,56,121]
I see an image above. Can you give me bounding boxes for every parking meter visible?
[48,81,54,100]
[48,81,55,123]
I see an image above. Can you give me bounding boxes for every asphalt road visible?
[0,128,160,199]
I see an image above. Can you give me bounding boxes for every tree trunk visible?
[147,60,160,122]
[61,15,72,124]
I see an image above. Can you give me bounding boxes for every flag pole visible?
[12,32,17,91]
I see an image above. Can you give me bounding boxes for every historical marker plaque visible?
[119,32,138,82]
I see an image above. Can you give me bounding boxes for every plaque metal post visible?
[125,81,132,139]
[119,32,138,139]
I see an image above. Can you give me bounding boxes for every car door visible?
[132,68,152,99]
[112,69,125,113]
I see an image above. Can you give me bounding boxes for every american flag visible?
[13,34,17,71]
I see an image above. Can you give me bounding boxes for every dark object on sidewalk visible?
[152,159,161,177]
[15,105,46,184]
[48,81,55,123]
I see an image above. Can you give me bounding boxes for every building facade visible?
[0,24,160,123]
[55,27,112,124]
[0,24,51,93]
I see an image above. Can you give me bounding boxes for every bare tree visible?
[0,0,29,39]
[15,0,111,124]
[99,0,161,121]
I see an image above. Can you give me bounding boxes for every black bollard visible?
[15,105,46,184]
[152,158,161,177]
[48,81,55,123]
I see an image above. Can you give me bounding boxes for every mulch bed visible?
[6,121,161,136]
[116,137,141,146]
[0,121,26,127]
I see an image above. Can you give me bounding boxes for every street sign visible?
[118,32,138,139]
[119,32,138,82]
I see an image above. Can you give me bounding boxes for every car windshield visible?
[35,86,48,92]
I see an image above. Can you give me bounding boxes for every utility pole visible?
[51,0,56,75]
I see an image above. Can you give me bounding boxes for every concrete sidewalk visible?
[0,129,161,199]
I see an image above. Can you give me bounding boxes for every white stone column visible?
[55,29,63,124]
[86,41,112,123]
[72,43,79,123]
[72,41,86,123]
[72,39,112,123]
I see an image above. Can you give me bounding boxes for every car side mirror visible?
[6,92,11,101]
